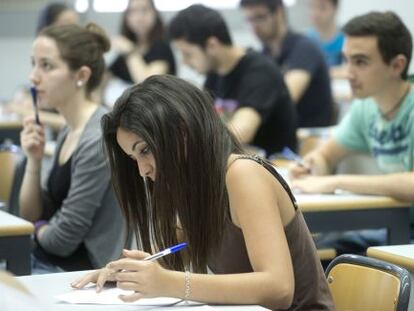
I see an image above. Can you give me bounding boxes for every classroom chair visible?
[0,144,24,211]
[325,254,411,311]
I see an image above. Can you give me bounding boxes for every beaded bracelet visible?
[184,270,191,302]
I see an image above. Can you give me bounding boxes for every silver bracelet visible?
[184,270,191,302]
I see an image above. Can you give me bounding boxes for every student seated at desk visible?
[169,5,297,157]
[71,75,334,310]
[4,2,79,132]
[289,11,414,253]
[19,23,124,273]
[306,0,346,79]
[108,0,176,85]
[240,0,335,128]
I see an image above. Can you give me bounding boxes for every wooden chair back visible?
[326,254,411,311]
[0,145,22,203]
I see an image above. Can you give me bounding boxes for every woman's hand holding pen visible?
[71,249,170,302]
[20,116,45,161]
[109,249,170,302]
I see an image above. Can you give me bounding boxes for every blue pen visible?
[281,147,305,165]
[144,242,187,261]
[281,147,312,173]
[30,86,40,125]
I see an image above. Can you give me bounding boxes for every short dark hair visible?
[343,11,412,80]
[239,0,284,12]
[169,4,232,48]
[40,23,110,95]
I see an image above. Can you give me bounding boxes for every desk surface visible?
[272,167,411,212]
[0,210,33,236]
[295,193,411,212]
[367,245,414,272]
[18,271,268,310]
[0,117,22,129]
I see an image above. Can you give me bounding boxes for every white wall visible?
[337,0,414,74]
[1,0,414,101]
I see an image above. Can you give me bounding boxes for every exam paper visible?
[55,287,181,305]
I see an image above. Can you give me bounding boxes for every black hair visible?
[169,4,232,48]
[239,0,284,12]
[343,11,412,80]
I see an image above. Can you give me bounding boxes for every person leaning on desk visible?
[289,11,414,254]
[71,75,334,310]
[19,23,125,273]
[168,4,297,157]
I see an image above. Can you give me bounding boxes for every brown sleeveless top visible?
[207,155,334,310]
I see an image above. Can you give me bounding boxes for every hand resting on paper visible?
[70,249,170,302]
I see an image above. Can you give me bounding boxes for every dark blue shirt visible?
[264,31,334,127]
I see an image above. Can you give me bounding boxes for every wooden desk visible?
[17,271,269,310]
[0,210,33,275]
[296,193,412,244]
[0,119,22,129]
[367,245,414,272]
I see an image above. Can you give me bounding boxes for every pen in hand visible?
[281,147,311,173]
[94,243,188,292]
[30,86,40,125]
[143,242,187,261]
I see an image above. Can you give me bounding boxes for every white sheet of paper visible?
[55,287,181,305]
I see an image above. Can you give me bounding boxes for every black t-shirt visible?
[109,40,176,84]
[265,31,334,127]
[205,50,297,156]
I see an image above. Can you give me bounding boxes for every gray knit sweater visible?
[38,106,125,268]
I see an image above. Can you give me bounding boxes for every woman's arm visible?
[111,35,170,84]
[19,117,45,221]
[125,54,168,84]
[36,135,112,257]
[79,159,295,309]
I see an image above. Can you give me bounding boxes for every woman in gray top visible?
[19,23,125,273]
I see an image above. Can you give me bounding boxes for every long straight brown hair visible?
[101,75,243,272]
